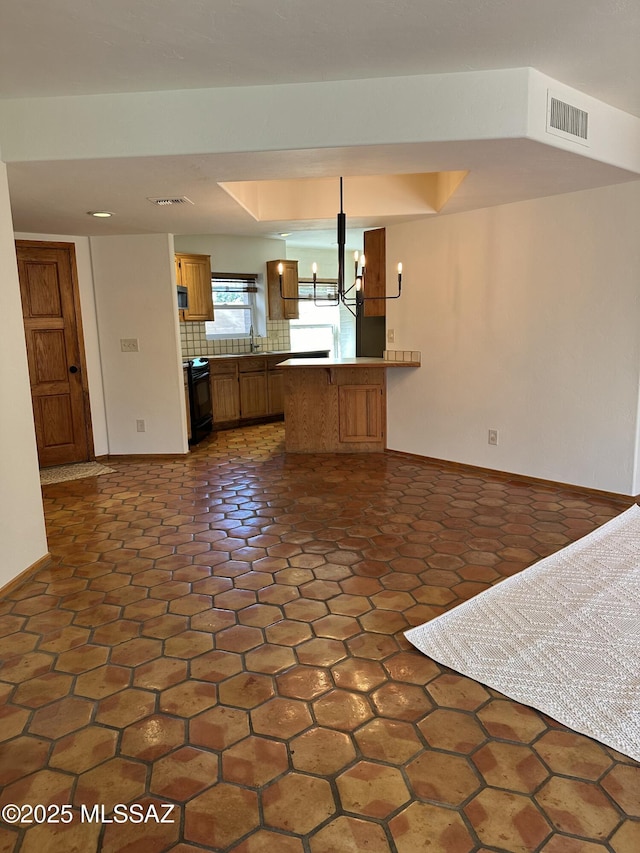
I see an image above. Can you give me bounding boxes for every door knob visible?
[69,365,79,374]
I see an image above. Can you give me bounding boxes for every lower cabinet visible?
[282,366,386,453]
[338,385,383,442]
[212,372,241,424]
[239,372,268,419]
[209,351,329,429]
[211,356,276,426]
[267,368,285,415]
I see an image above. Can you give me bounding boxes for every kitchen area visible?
[177,231,419,451]
[177,242,334,446]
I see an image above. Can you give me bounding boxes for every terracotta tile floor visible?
[1,421,639,852]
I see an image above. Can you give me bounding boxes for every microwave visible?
[177,286,189,309]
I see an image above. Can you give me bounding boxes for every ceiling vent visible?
[546,92,589,146]
[146,196,194,206]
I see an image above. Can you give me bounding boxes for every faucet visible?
[249,324,260,353]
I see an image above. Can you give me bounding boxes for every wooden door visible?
[16,241,92,468]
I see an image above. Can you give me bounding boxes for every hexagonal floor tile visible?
[337,760,411,818]
[189,706,250,751]
[313,690,374,732]
[262,772,336,835]
[477,699,547,742]
[150,746,219,800]
[290,727,356,776]
[406,751,481,806]
[389,801,475,853]
[465,788,552,853]
[472,741,549,793]
[185,783,259,849]
[355,718,423,765]
[535,777,622,839]
[533,730,614,781]
[218,673,274,709]
[49,725,119,773]
[222,735,289,787]
[310,815,392,853]
[120,714,185,762]
[251,697,312,739]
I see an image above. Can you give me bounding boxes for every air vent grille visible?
[547,96,589,142]
[147,196,194,206]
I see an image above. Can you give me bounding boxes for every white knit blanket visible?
[406,504,640,762]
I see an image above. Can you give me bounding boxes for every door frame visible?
[16,239,95,466]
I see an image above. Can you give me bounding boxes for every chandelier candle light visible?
[277,177,404,317]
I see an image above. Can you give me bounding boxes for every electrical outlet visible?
[488,429,498,446]
[387,328,395,343]
[121,338,139,352]
[136,419,146,433]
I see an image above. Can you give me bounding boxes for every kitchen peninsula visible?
[278,356,420,453]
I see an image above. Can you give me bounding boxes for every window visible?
[289,279,343,356]
[205,274,257,339]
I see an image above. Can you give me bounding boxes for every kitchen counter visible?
[277,356,420,369]
[279,357,420,453]
[185,349,330,362]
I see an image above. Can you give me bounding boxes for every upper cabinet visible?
[175,253,214,322]
[362,228,386,317]
[266,259,299,320]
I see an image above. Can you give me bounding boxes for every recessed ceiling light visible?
[279,232,291,237]
[87,211,113,218]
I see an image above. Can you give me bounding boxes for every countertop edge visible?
[277,357,420,368]
[183,350,330,363]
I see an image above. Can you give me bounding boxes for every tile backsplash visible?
[384,350,421,363]
[180,321,291,357]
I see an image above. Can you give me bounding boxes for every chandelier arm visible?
[340,299,357,319]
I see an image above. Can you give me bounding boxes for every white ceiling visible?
[3,0,639,111]
[2,0,640,243]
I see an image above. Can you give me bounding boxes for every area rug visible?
[405,504,640,762]
[39,461,115,485]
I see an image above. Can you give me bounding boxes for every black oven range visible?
[185,358,213,445]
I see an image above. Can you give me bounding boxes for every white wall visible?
[386,181,640,495]
[174,234,285,272]
[14,232,109,456]
[90,234,188,455]
[0,162,48,585]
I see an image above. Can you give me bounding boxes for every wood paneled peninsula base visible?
[278,357,420,453]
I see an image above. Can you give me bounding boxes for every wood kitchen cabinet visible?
[239,357,268,419]
[176,253,214,321]
[267,367,285,415]
[278,356,418,453]
[211,361,240,424]
[362,228,386,317]
[266,260,299,320]
[338,385,383,442]
[208,350,329,429]
[210,356,269,425]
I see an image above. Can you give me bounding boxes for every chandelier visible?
[278,177,403,317]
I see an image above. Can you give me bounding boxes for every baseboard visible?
[385,449,636,505]
[0,553,52,600]
[98,453,189,463]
